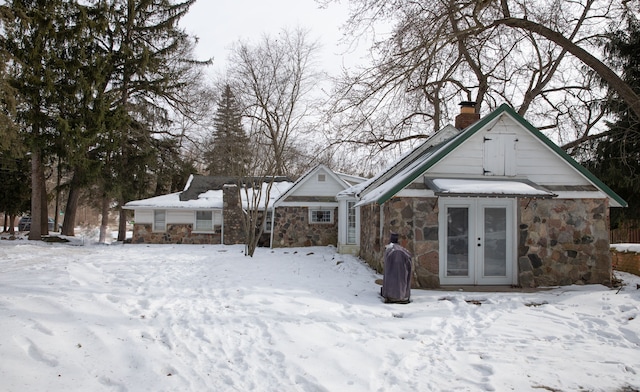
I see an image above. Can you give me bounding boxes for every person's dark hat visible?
[390,232,399,243]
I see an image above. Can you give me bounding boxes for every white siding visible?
[430,136,484,176]
[428,114,591,186]
[134,210,153,224]
[135,209,219,226]
[290,168,346,197]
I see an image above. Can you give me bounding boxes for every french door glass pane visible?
[446,207,469,276]
[483,207,507,276]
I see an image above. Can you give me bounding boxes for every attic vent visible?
[318,174,326,182]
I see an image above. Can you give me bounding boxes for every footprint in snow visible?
[14,336,59,367]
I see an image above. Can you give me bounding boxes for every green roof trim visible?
[376,104,627,207]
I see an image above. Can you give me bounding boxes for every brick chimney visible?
[455,101,480,129]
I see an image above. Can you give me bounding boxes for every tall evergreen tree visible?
[0,23,24,233]
[2,0,206,240]
[0,156,30,233]
[1,0,81,239]
[205,85,250,176]
[55,1,113,237]
[586,10,640,224]
[101,0,205,241]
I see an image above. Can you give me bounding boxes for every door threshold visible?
[432,285,551,293]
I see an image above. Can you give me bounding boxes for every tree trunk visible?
[28,150,43,240]
[117,206,128,242]
[62,170,83,236]
[54,158,62,232]
[9,214,15,235]
[99,194,109,243]
[40,173,48,236]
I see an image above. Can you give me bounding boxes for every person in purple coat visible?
[381,232,413,304]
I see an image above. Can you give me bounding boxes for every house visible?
[123,103,624,289]
[123,167,365,247]
[271,164,365,250]
[123,175,294,245]
[337,103,627,288]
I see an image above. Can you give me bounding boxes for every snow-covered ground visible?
[1,237,639,392]
[612,243,640,253]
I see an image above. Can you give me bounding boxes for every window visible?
[194,210,221,232]
[153,210,166,232]
[310,209,333,224]
[317,173,326,182]
[347,201,356,244]
[195,211,213,231]
[264,210,273,233]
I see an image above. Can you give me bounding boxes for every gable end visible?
[375,104,627,208]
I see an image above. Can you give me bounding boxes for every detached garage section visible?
[348,104,626,288]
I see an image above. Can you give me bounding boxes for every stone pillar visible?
[223,184,245,244]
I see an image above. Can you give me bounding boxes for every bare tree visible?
[237,139,279,257]
[227,27,320,176]
[323,0,638,156]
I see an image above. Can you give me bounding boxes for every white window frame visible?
[346,201,357,244]
[317,173,326,182]
[153,210,166,232]
[309,208,333,224]
[193,210,221,233]
[264,210,274,233]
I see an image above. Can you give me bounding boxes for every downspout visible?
[379,203,385,245]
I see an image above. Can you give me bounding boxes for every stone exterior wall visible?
[390,198,440,289]
[359,197,440,288]
[359,203,382,271]
[358,196,613,289]
[518,198,611,287]
[611,250,640,276]
[131,223,221,244]
[272,206,338,247]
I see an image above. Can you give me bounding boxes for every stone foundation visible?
[272,206,338,247]
[131,223,221,244]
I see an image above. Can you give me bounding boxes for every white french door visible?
[439,198,516,285]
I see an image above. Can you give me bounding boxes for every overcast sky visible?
[180,0,361,75]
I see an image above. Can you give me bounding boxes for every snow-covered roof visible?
[123,190,224,210]
[244,181,295,209]
[338,125,460,201]
[123,177,294,210]
[350,138,453,206]
[427,178,556,197]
